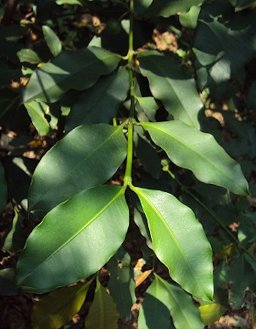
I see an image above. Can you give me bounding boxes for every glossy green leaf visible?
[29,124,127,214]
[85,280,119,329]
[132,187,213,302]
[108,248,136,320]
[179,6,201,29]
[42,25,62,57]
[17,49,42,64]
[135,96,158,122]
[32,282,90,329]
[24,101,51,136]
[146,0,204,17]
[23,46,120,103]
[141,121,249,195]
[0,161,7,212]
[56,0,82,5]
[134,207,152,249]
[139,51,202,128]
[166,281,204,329]
[17,185,129,293]
[139,275,204,329]
[199,303,226,325]
[138,277,173,329]
[2,208,25,252]
[66,67,129,132]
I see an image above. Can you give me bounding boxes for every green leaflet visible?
[108,248,136,320]
[146,0,204,17]
[141,121,249,195]
[139,51,202,128]
[56,0,82,4]
[24,101,51,136]
[65,67,129,131]
[29,124,127,214]
[17,49,42,64]
[132,187,213,302]
[2,208,25,252]
[17,185,129,293]
[42,25,62,57]
[32,282,90,329]
[166,281,204,329]
[179,6,201,29]
[135,96,158,122]
[138,275,204,329]
[23,46,120,103]
[138,276,174,329]
[85,279,119,329]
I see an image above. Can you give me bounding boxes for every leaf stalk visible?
[124,0,135,187]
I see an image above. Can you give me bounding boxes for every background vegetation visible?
[0,0,256,328]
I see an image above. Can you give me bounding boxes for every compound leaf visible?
[141,121,248,195]
[29,124,127,214]
[17,185,129,293]
[133,187,213,302]
[139,51,202,128]
[23,47,120,103]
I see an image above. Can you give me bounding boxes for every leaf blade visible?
[32,282,90,329]
[23,47,120,103]
[66,67,129,131]
[133,187,213,302]
[17,185,129,293]
[139,51,202,128]
[85,280,119,329]
[29,124,127,214]
[42,25,62,57]
[141,121,248,195]
[24,101,51,136]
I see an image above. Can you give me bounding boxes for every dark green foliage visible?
[0,0,256,328]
